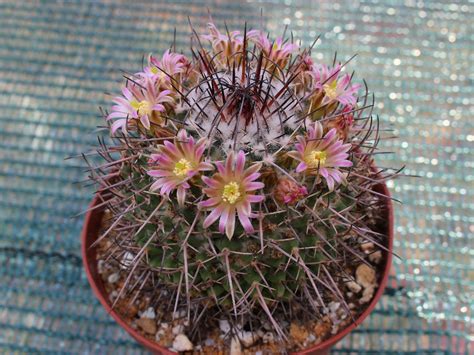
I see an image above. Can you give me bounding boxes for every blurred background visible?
[0,0,472,353]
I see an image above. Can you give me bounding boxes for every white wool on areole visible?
[184,69,306,154]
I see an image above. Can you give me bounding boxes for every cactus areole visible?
[81,21,397,354]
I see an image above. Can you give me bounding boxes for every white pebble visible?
[155,329,165,341]
[108,290,118,302]
[107,273,119,284]
[97,260,105,274]
[219,319,231,334]
[172,324,184,335]
[141,307,156,319]
[230,337,242,355]
[360,286,375,304]
[172,309,186,319]
[369,250,383,264]
[120,252,134,269]
[329,302,341,313]
[262,332,274,343]
[204,338,215,346]
[172,334,193,352]
[236,330,258,347]
[346,280,362,293]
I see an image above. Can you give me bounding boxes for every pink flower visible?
[288,122,352,190]
[140,50,192,85]
[247,30,299,69]
[147,130,213,206]
[199,151,265,239]
[310,64,361,107]
[273,178,308,205]
[107,79,174,134]
[201,22,244,67]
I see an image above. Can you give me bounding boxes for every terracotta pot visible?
[82,182,393,354]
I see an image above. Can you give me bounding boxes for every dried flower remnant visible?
[327,105,355,141]
[274,178,308,205]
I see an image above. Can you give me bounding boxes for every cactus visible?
[84,21,398,341]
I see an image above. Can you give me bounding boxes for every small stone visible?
[141,307,156,319]
[355,264,376,289]
[360,286,375,304]
[361,242,375,253]
[172,309,186,319]
[346,280,362,293]
[369,250,383,264]
[262,332,274,344]
[107,273,119,284]
[262,321,272,331]
[290,323,309,345]
[115,300,138,319]
[97,260,105,274]
[204,338,215,346]
[307,333,316,342]
[108,290,118,302]
[136,317,157,335]
[328,302,340,313]
[172,334,193,352]
[172,324,184,335]
[160,322,169,329]
[121,252,134,269]
[349,303,356,309]
[219,319,231,334]
[255,351,263,355]
[346,292,353,298]
[314,320,331,338]
[236,330,258,347]
[230,337,242,355]
[155,329,165,341]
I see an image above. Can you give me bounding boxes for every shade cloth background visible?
[0,0,472,353]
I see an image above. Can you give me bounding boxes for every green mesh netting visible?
[0,0,472,353]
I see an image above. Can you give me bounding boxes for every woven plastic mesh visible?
[0,0,472,353]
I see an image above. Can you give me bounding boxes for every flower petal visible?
[296,162,307,173]
[177,186,186,207]
[237,206,254,233]
[203,205,224,228]
[225,208,236,239]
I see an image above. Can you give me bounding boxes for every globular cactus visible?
[85,21,397,341]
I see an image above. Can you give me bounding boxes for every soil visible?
[95,214,385,354]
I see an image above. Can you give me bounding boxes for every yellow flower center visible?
[307,150,327,167]
[222,181,241,204]
[151,66,159,74]
[131,100,153,116]
[173,158,192,177]
[323,80,338,100]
